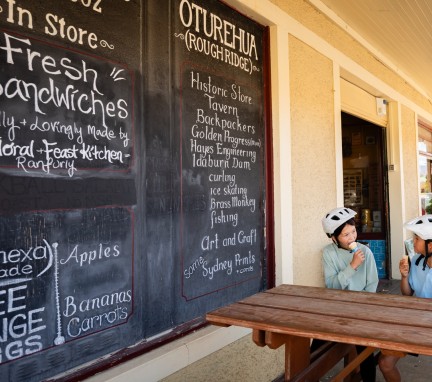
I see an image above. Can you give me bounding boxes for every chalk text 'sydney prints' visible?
[0,31,134,177]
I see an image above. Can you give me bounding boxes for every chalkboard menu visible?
[0,0,270,380]
[180,66,263,300]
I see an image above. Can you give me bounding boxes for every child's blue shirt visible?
[409,253,432,298]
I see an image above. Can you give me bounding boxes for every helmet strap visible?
[331,236,341,248]
[423,239,432,270]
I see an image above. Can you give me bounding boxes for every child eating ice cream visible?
[321,207,378,291]
[312,207,379,381]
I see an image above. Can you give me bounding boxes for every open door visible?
[341,112,389,279]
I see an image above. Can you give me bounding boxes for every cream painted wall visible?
[288,35,335,286]
[387,101,406,279]
[401,106,421,223]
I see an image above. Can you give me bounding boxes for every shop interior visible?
[342,112,388,277]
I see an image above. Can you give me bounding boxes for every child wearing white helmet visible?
[401,213,432,294]
[316,207,379,382]
[379,214,432,382]
[321,207,378,292]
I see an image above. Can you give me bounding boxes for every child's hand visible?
[399,257,409,278]
[350,249,365,270]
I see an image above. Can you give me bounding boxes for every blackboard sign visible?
[180,0,266,298]
[0,1,142,381]
[0,0,270,380]
[180,65,263,299]
[143,0,268,337]
[0,207,133,351]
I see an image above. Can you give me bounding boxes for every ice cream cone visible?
[349,242,358,252]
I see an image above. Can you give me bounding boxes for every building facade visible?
[88,0,427,381]
[0,0,428,381]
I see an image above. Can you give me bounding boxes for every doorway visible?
[341,112,389,278]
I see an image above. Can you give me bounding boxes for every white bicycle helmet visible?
[322,207,357,237]
[404,214,432,240]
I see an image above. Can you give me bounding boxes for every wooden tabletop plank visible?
[238,293,432,329]
[206,303,432,355]
[261,284,432,311]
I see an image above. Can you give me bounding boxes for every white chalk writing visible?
[176,0,259,74]
[0,30,133,177]
[182,67,261,295]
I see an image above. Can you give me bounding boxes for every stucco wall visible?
[289,35,336,286]
[401,106,420,222]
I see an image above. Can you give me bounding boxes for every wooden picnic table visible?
[206,284,432,382]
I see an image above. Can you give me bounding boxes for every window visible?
[418,122,432,213]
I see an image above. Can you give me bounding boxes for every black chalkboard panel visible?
[0,0,269,380]
[0,207,136,381]
[0,1,143,381]
[143,0,268,337]
[0,207,133,345]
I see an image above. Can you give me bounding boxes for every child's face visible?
[335,224,357,250]
[413,234,429,255]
